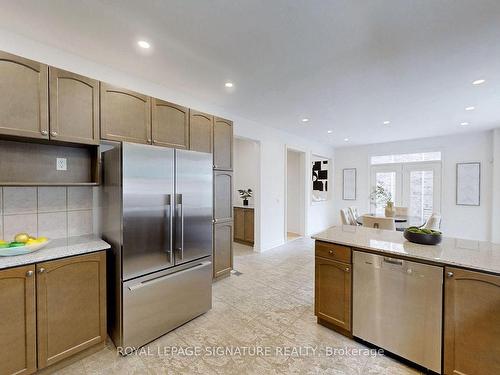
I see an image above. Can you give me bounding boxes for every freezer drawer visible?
[122,260,212,349]
[353,251,442,373]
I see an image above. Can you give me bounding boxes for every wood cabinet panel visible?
[49,67,99,145]
[243,209,254,243]
[315,257,351,332]
[36,252,106,369]
[315,241,352,264]
[0,51,49,139]
[234,207,245,241]
[189,110,213,153]
[0,265,36,375]
[233,207,254,246]
[214,222,233,278]
[100,83,151,144]
[152,98,189,149]
[444,267,500,375]
[214,171,232,221]
[213,117,233,170]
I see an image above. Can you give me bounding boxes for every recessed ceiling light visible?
[383,120,391,125]
[472,79,485,85]
[344,138,349,142]
[465,106,475,111]
[224,82,234,88]
[137,40,151,49]
[327,130,333,134]
[460,122,469,126]
[301,118,310,123]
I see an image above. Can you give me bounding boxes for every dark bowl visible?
[403,229,442,245]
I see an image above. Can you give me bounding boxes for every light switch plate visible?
[56,158,67,171]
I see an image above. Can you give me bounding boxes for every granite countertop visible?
[0,235,110,270]
[313,225,500,275]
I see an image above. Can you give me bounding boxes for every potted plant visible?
[370,184,395,217]
[238,189,253,206]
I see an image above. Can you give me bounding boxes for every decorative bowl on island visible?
[403,227,442,245]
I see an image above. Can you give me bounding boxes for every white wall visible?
[333,130,497,241]
[233,138,259,207]
[0,30,336,252]
[492,129,500,243]
[286,150,301,234]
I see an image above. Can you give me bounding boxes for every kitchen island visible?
[312,225,500,375]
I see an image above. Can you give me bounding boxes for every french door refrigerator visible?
[101,142,213,350]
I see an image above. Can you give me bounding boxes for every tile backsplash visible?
[0,186,94,241]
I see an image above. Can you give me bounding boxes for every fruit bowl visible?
[403,227,442,245]
[0,240,50,256]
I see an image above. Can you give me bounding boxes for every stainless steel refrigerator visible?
[101,142,213,350]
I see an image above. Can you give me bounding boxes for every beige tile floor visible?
[55,238,422,375]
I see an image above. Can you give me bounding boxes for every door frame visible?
[284,145,307,240]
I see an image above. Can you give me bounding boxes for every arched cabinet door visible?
[214,222,233,278]
[49,67,99,145]
[100,83,151,144]
[0,51,49,139]
[152,98,189,149]
[189,110,213,153]
[213,117,233,170]
[214,171,233,221]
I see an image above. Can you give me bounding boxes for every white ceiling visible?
[1,0,500,147]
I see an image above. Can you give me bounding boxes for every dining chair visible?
[340,209,353,225]
[395,206,409,216]
[362,215,396,231]
[422,213,442,230]
[349,207,359,220]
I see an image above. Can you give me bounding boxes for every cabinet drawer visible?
[315,241,351,263]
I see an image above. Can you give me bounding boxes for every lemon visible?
[14,233,30,243]
[26,239,39,245]
[37,237,48,243]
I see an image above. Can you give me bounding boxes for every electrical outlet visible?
[56,158,67,171]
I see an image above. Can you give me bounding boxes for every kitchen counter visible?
[0,235,110,270]
[233,204,254,209]
[313,225,500,275]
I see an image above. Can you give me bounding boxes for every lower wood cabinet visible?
[213,221,233,279]
[444,267,500,375]
[0,252,106,375]
[0,265,36,375]
[314,241,352,336]
[233,207,254,246]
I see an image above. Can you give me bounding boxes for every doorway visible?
[285,147,306,242]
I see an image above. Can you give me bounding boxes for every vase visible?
[385,202,395,217]
[243,199,249,206]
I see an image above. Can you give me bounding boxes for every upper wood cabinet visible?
[189,110,213,153]
[152,98,189,149]
[444,267,500,375]
[0,265,36,375]
[49,67,99,145]
[213,117,233,170]
[100,83,151,144]
[0,51,49,140]
[213,222,233,278]
[36,252,106,369]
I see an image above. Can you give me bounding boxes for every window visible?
[371,152,441,165]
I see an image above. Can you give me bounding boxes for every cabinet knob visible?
[41,130,48,136]
[446,271,454,278]
[26,270,34,277]
[329,250,333,254]
[38,267,46,274]
[213,165,218,169]
[213,219,217,224]
[345,267,350,272]
[51,131,58,137]
[148,139,152,143]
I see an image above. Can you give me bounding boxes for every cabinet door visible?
[444,267,500,375]
[49,67,99,145]
[214,171,232,221]
[189,110,213,153]
[243,209,254,244]
[315,257,351,332]
[0,265,36,375]
[214,222,233,278]
[0,51,49,139]
[233,207,245,241]
[213,117,233,170]
[36,252,106,369]
[152,98,189,149]
[100,83,151,144]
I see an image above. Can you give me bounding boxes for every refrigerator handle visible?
[175,193,184,260]
[166,194,173,260]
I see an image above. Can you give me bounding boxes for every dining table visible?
[356,214,424,231]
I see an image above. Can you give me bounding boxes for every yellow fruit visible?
[37,237,48,243]
[14,233,30,243]
[26,239,39,245]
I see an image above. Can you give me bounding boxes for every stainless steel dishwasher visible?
[353,251,442,373]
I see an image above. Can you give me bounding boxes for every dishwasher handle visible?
[383,257,404,266]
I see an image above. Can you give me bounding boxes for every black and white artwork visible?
[343,168,356,200]
[456,162,481,206]
[312,157,329,202]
